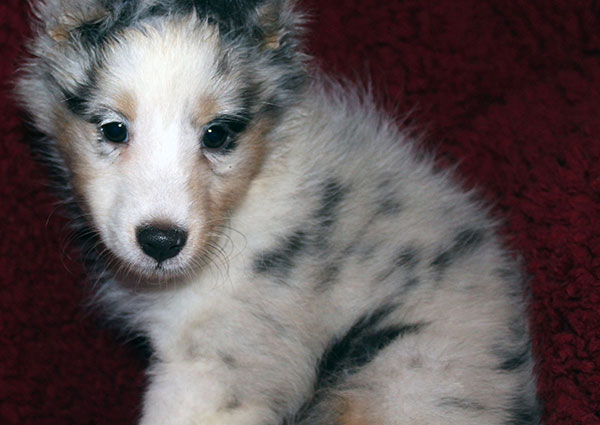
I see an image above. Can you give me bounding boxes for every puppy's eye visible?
[202,123,231,150]
[100,122,128,143]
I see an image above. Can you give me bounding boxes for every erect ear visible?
[32,0,109,43]
[250,0,304,51]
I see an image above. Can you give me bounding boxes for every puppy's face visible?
[58,19,271,282]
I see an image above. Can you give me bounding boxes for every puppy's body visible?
[17,1,541,424]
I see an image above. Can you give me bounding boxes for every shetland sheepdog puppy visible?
[17,1,541,424]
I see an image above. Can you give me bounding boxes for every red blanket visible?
[1,0,598,423]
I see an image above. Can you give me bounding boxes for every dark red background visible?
[1,1,599,424]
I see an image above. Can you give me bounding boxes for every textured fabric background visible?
[1,1,599,424]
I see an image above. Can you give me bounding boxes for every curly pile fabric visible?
[1,0,598,423]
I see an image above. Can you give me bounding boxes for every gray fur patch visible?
[314,262,341,290]
[254,178,347,283]
[219,352,238,368]
[393,246,420,269]
[69,0,268,48]
[498,346,531,372]
[314,179,346,235]
[375,198,403,216]
[253,230,308,279]
[314,306,424,388]
[375,245,420,283]
[431,228,486,276]
[439,397,487,412]
[374,175,403,217]
[223,394,242,410]
[505,392,543,425]
[290,308,425,425]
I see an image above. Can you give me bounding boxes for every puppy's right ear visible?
[250,0,305,51]
[31,0,109,43]
[18,0,110,135]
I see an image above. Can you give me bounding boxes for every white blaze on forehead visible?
[101,18,223,113]
[120,117,194,219]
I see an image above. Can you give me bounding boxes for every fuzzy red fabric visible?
[1,0,599,424]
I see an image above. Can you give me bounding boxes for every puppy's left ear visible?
[251,0,304,51]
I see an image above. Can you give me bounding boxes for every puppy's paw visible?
[139,361,277,425]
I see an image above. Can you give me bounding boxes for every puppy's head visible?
[17,0,305,282]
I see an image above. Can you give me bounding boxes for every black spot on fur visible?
[127,334,154,366]
[404,276,420,291]
[51,66,96,117]
[142,3,171,18]
[308,179,346,255]
[356,242,380,263]
[253,180,346,283]
[63,90,90,117]
[162,0,264,30]
[76,19,109,47]
[495,315,533,373]
[289,308,425,424]
[51,63,99,119]
[439,397,487,412]
[219,352,237,368]
[253,230,308,279]
[225,395,242,410]
[376,245,420,283]
[259,95,285,117]
[499,346,531,372]
[375,198,402,216]
[373,176,403,217]
[394,246,420,269]
[263,68,307,111]
[308,180,348,289]
[496,267,528,299]
[315,179,346,231]
[238,83,260,120]
[431,228,486,276]
[315,263,341,289]
[505,394,542,425]
[496,267,521,282]
[315,306,424,388]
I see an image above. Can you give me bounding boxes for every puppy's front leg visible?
[139,303,317,425]
[140,360,275,425]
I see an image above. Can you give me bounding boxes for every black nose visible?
[136,225,188,263]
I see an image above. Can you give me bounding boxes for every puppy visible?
[17,1,541,424]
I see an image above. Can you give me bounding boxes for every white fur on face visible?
[73,18,251,280]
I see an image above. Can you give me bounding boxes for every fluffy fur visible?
[17,1,541,424]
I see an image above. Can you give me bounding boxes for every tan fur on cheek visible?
[185,156,220,268]
[205,120,272,219]
[52,107,96,199]
[185,120,272,266]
